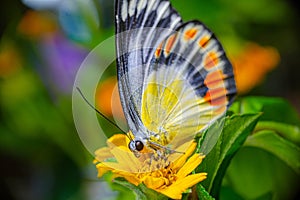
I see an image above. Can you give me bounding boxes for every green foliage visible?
[223,147,299,200]
[196,113,261,198]
[220,97,300,200]
[194,96,300,199]
[196,184,215,200]
[231,97,300,175]
[230,96,300,126]
[113,178,168,200]
[246,130,300,174]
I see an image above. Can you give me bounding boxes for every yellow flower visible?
[94,134,207,199]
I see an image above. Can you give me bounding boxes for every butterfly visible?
[115,0,236,158]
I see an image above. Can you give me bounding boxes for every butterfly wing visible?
[115,0,237,151]
[140,21,236,149]
[115,0,183,134]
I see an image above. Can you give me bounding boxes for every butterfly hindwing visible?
[140,21,237,149]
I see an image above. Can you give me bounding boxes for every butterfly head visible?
[128,139,144,153]
[127,130,147,157]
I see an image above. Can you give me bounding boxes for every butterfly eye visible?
[135,140,144,151]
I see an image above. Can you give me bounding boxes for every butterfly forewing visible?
[115,0,183,134]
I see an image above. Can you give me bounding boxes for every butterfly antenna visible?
[76,87,126,134]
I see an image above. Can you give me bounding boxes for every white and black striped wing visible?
[115,0,183,134]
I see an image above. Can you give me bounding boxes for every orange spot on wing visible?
[204,70,223,87]
[204,88,227,106]
[184,28,197,40]
[204,70,227,107]
[164,34,177,55]
[199,36,210,48]
[155,42,163,58]
[204,52,219,70]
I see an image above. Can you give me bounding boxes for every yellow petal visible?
[95,163,113,177]
[123,176,141,186]
[94,134,131,163]
[107,134,129,148]
[94,147,114,161]
[176,154,204,179]
[109,147,143,172]
[113,171,142,186]
[172,142,197,170]
[157,173,207,199]
[143,175,166,189]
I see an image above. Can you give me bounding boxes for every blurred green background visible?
[0,0,299,199]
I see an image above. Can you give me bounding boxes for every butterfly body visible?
[115,0,236,157]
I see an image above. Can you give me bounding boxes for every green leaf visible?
[196,113,261,198]
[223,97,300,199]
[138,184,168,200]
[219,186,244,200]
[255,121,300,145]
[245,130,300,174]
[223,147,300,199]
[196,184,215,200]
[113,179,168,200]
[253,192,273,200]
[230,96,300,126]
[113,179,147,200]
